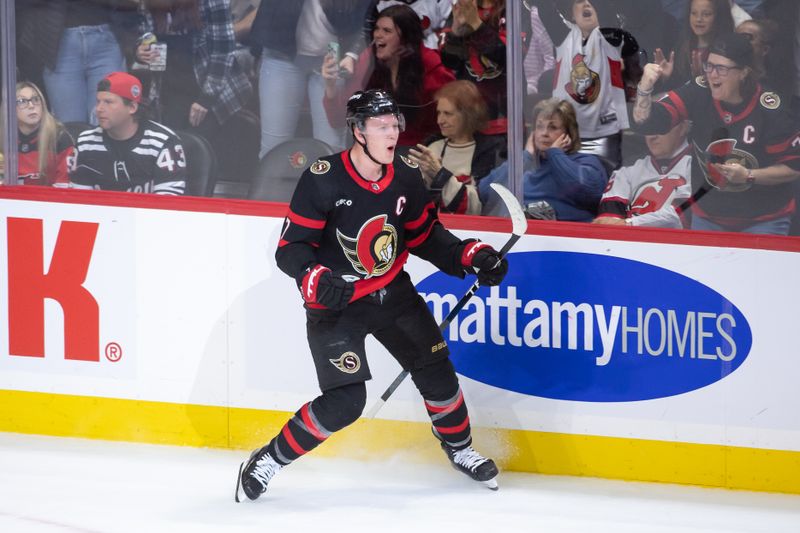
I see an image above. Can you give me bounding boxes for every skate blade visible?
[235,462,245,503]
[482,477,499,491]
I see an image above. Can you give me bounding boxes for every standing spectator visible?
[136,0,253,139]
[235,89,507,501]
[634,33,800,235]
[524,4,556,96]
[594,120,692,228]
[653,0,735,88]
[15,82,75,187]
[479,97,608,220]
[15,0,142,124]
[736,19,780,91]
[70,72,187,195]
[439,0,529,135]
[370,0,454,49]
[248,0,372,157]
[408,80,504,214]
[322,4,456,147]
[535,0,639,170]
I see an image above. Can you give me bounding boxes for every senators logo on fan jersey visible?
[336,215,398,278]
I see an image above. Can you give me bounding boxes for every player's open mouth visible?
[582,8,593,18]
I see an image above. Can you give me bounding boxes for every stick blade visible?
[489,183,527,236]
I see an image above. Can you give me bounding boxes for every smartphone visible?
[327,42,340,63]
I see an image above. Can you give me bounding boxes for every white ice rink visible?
[1,432,798,533]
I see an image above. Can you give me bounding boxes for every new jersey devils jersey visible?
[597,144,692,228]
[276,151,466,305]
[641,78,800,226]
[70,120,186,195]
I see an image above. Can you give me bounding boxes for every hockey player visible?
[594,120,692,228]
[235,89,508,502]
[634,32,800,235]
[69,72,186,195]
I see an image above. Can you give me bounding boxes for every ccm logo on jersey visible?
[335,198,353,207]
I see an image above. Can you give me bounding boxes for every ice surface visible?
[0,433,798,533]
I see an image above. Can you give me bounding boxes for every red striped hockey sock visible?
[425,388,472,450]
[267,402,332,465]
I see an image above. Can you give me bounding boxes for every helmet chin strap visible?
[354,127,386,167]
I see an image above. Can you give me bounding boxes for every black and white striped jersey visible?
[70,120,187,195]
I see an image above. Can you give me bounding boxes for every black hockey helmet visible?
[345,89,405,131]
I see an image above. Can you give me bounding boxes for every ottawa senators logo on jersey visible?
[465,51,503,82]
[565,54,600,105]
[329,352,361,374]
[336,215,398,278]
[695,138,759,192]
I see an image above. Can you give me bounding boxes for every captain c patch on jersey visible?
[336,214,398,278]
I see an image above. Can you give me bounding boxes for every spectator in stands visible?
[368,1,454,50]
[652,0,736,89]
[230,0,262,80]
[248,0,372,157]
[535,0,639,171]
[231,0,261,41]
[322,4,456,147]
[525,4,556,97]
[136,0,252,140]
[70,72,187,195]
[407,80,504,214]
[735,19,779,90]
[594,120,692,228]
[15,82,75,187]
[634,32,800,234]
[479,98,608,221]
[15,0,142,124]
[440,0,530,135]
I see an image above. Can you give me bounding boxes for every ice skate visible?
[439,440,499,490]
[235,447,282,502]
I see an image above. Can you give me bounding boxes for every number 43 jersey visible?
[70,120,187,195]
[276,150,467,304]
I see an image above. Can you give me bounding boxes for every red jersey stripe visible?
[288,211,325,229]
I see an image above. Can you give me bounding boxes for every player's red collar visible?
[341,150,395,194]
[713,84,761,125]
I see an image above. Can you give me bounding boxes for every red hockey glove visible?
[299,265,354,310]
[461,240,508,287]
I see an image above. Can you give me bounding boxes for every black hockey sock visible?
[410,359,473,450]
[424,387,472,450]
[266,383,366,465]
[266,401,332,465]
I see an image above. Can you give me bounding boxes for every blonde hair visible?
[531,98,581,153]
[16,82,64,184]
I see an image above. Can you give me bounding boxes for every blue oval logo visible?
[416,251,752,402]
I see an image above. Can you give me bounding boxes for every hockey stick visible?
[364,183,527,418]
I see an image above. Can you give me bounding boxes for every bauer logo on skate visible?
[417,251,753,402]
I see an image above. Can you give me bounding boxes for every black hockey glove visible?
[460,240,508,287]
[298,265,354,311]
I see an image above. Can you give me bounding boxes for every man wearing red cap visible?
[69,72,187,195]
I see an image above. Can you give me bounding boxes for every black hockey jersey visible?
[276,151,467,306]
[70,120,186,195]
[638,78,800,227]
